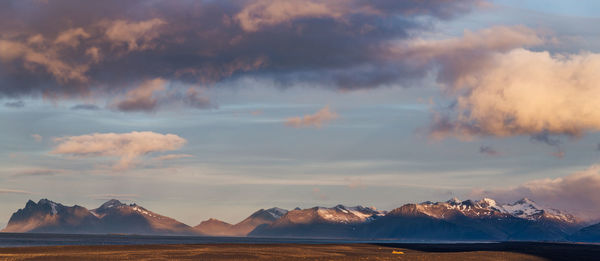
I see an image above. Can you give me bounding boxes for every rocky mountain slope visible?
[2,199,196,235]
[250,198,584,241]
[1,197,592,242]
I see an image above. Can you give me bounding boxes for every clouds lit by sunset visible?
[1,0,600,226]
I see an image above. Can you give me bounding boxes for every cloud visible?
[0,39,89,86]
[31,134,42,142]
[111,78,166,112]
[51,131,186,170]
[235,0,366,32]
[103,18,166,51]
[312,187,329,201]
[71,104,100,110]
[0,189,31,194]
[54,27,90,47]
[4,100,25,108]
[479,145,498,156]
[12,168,65,177]
[87,193,139,201]
[0,0,482,106]
[182,88,212,109]
[417,26,600,140]
[155,154,193,161]
[285,106,338,128]
[109,79,213,112]
[470,165,600,220]
[236,0,484,32]
[530,131,565,158]
[346,178,366,189]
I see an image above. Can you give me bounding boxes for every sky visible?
[1,0,600,227]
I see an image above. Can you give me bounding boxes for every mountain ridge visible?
[2,197,597,242]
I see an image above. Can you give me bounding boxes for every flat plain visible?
[1,242,599,261]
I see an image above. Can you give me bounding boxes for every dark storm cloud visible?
[0,0,483,107]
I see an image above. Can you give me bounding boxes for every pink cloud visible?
[103,18,166,51]
[111,78,166,112]
[13,168,65,177]
[54,27,90,47]
[401,26,600,140]
[155,154,194,161]
[0,39,89,84]
[51,131,186,170]
[285,106,338,128]
[31,134,42,142]
[0,189,31,194]
[235,0,362,32]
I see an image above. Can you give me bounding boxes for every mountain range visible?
[2,197,600,242]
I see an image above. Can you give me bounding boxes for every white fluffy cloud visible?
[395,26,600,140]
[432,49,600,139]
[51,131,186,170]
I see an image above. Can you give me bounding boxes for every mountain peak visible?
[25,199,36,208]
[477,198,498,208]
[265,207,287,219]
[498,198,577,223]
[37,198,57,205]
[37,198,59,215]
[446,197,461,204]
[515,198,536,205]
[99,199,125,209]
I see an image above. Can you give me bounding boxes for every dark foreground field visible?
[1,242,599,261]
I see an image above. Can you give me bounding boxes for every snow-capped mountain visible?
[388,198,583,241]
[1,199,100,233]
[274,205,382,226]
[1,197,589,241]
[249,205,384,238]
[410,197,579,224]
[251,199,584,240]
[405,198,511,219]
[264,207,287,219]
[497,198,578,223]
[90,199,196,235]
[2,199,196,235]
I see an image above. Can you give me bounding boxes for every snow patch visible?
[266,207,287,219]
[50,202,57,215]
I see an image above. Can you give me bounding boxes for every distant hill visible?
[195,207,287,236]
[570,223,600,242]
